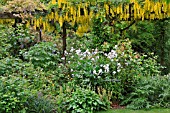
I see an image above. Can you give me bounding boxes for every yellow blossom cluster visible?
[32,0,169,36]
[1,0,170,36]
[0,19,15,25]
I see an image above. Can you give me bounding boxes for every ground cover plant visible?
[0,0,170,113]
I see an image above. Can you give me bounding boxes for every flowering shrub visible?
[66,47,116,89]
[66,39,161,100]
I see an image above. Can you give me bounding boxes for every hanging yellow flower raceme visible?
[59,16,63,27]
[0,19,15,25]
[52,0,56,5]
[37,0,170,35]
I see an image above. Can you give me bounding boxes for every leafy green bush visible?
[0,57,34,76]
[90,17,119,52]
[0,76,30,113]
[126,21,155,53]
[0,25,12,59]
[21,42,61,71]
[66,88,109,113]
[121,75,170,109]
[0,24,36,57]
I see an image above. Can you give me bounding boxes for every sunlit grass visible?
[96,108,170,113]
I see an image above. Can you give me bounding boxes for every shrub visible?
[0,24,37,57]
[0,25,11,59]
[121,75,170,109]
[67,39,161,101]
[0,76,30,113]
[0,57,35,76]
[66,87,109,113]
[25,93,57,113]
[21,42,61,71]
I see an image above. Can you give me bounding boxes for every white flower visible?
[121,52,124,56]
[71,74,74,77]
[117,63,121,67]
[64,50,68,55]
[91,58,95,61]
[125,62,128,66]
[85,49,90,55]
[76,49,81,55]
[117,69,121,72]
[114,45,118,49]
[70,47,75,52]
[94,48,98,54]
[61,57,65,60]
[98,69,103,74]
[104,53,108,56]
[71,69,73,72]
[112,71,116,75]
[107,50,117,59]
[93,70,97,75]
[103,64,109,72]
[96,56,99,59]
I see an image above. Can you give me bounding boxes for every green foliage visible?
[21,42,61,71]
[0,1,170,112]
[152,19,170,75]
[25,93,57,113]
[40,0,50,3]
[0,76,30,113]
[0,57,34,76]
[0,24,36,57]
[0,25,13,59]
[0,0,8,5]
[126,21,155,53]
[67,39,161,100]
[90,17,118,52]
[55,83,74,113]
[126,19,170,75]
[121,75,170,109]
[66,88,109,113]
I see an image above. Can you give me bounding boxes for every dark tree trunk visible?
[62,22,67,64]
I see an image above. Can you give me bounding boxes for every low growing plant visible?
[0,76,30,113]
[25,93,57,113]
[121,75,170,109]
[66,87,109,113]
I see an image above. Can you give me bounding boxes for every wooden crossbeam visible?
[0,12,19,19]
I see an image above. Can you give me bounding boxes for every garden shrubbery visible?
[0,76,30,113]
[0,17,170,113]
[121,75,170,109]
[21,41,61,71]
[66,39,162,101]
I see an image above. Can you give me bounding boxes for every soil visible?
[110,102,126,109]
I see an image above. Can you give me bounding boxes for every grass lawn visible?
[96,108,170,113]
